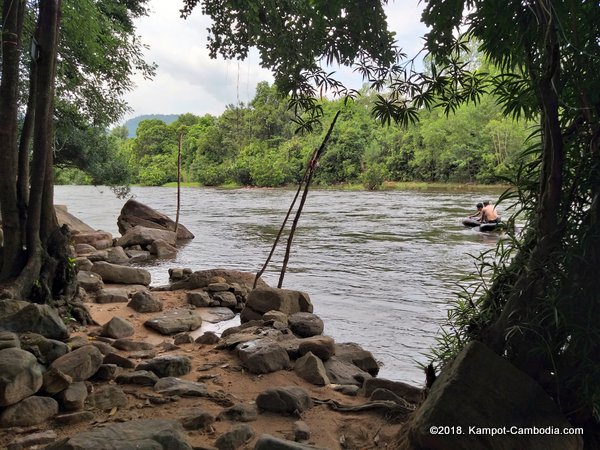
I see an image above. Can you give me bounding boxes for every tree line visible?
[56,80,533,189]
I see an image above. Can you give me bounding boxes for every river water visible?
[54,185,506,386]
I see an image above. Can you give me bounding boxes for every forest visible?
[55,80,533,190]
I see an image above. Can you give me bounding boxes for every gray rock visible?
[103,352,136,368]
[0,331,19,350]
[144,309,202,335]
[154,377,208,397]
[149,239,178,257]
[92,364,122,381]
[255,386,312,415]
[95,287,129,304]
[207,282,230,292]
[174,332,194,345]
[298,336,335,361]
[56,381,88,411]
[92,260,151,285]
[46,419,192,450]
[137,354,192,377]
[117,198,194,240]
[7,430,57,450]
[218,403,258,423]
[169,268,186,280]
[0,396,58,427]
[369,387,409,405]
[50,345,103,381]
[196,331,220,345]
[75,243,96,254]
[19,333,69,365]
[213,291,238,308]
[323,357,372,386]
[77,270,104,292]
[288,312,324,338]
[0,304,69,340]
[237,339,290,374]
[294,352,330,386]
[90,340,114,355]
[42,367,72,395]
[199,306,236,323]
[335,342,379,376]
[167,269,265,292]
[126,249,152,262]
[0,347,43,406]
[263,310,288,326]
[179,408,215,430]
[71,230,113,250]
[128,290,163,313]
[112,338,154,351]
[75,257,93,272]
[86,385,128,410]
[101,316,135,339]
[214,424,255,450]
[106,246,130,264]
[294,421,311,442]
[241,287,312,323]
[362,378,423,404]
[0,299,30,317]
[333,385,359,396]
[116,370,159,386]
[254,434,329,450]
[187,290,212,307]
[54,411,95,425]
[88,249,109,262]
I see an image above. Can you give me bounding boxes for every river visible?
[54,185,506,386]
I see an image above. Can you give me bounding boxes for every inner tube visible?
[478,222,498,232]
[462,218,481,227]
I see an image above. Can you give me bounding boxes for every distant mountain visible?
[123,114,180,138]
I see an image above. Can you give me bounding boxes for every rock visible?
[106,246,130,264]
[42,367,73,395]
[323,357,372,386]
[54,411,95,425]
[0,299,29,317]
[237,339,290,374]
[116,370,159,386]
[46,419,192,450]
[187,290,211,307]
[221,320,264,339]
[95,287,130,304]
[196,331,220,345]
[0,331,19,350]
[213,291,238,308]
[179,408,215,430]
[0,348,43,406]
[137,355,192,377]
[407,341,582,450]
[100,316,134,339]
[298,336,335,361]
[154,377,208,397]
[92,364,122,381]
[0,396,58,427]
[335,343,379,376]
[77,270,104,292]
[0,304,69,340]
[92,261,151,285]
[75,243,96,254]
[263,310,289,326]
[56,381,87,411]
[294,352,330,386]
[7,430,57,450]
[149,239,178,257]
[207,282,230,292]
[288,312,324,338]
[169,268,186,280]
[369,387,408,405]
[87,249,109,262]
[90,340,114,355]
[199,306,236,323]
[144,309,202,335]
[103,352,136,368]
[128,290,163,312]
[241,287,312,323]
[116,225,178,248]
[117,198,195,240]
[218,403,259,423]
[86,385,128,410]
[214,424,255,450]
[174,332,194,345]
[333,385,359,396]
[294,421,311,442]
[55,205,95,233]
[168,269,267,292]
[112,338,154,351]
[256,386,312,415]
[254,434,328,450]
[126,249,152,262]
[50,345,103,381]
[362,378,423,404]
[71,230,113,250]
[75,257,93,272]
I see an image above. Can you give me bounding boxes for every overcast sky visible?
[121,1,428,123]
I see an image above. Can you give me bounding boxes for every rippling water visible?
[54,185,506,386]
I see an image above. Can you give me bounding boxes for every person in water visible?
[481,201,500,223]
[469,203,484,220]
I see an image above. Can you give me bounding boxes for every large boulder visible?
[0,348,43,406]
[136,355,192,378]
[116,225,177,248]
[92,261,151,285]
[256,386,312,415]
[0,303,69,340]
[71,230,113,250]
[49,345,103,382]
[45,419,192,450]
[144,309,202,335]
[241,287,313,323]
[55,205,95,234]
[237,339,291,374]
[288,312,324,338]
[407,341,583,450]
[335,343,379,376]
[166,268,268,293]
[117,198,195,240]
[294,352,330,386]
[0,396,58,427]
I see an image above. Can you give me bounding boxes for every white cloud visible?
[121,0,427,122]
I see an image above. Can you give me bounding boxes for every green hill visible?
[123,114,179,138]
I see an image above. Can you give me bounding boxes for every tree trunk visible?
[0,0,25,279]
